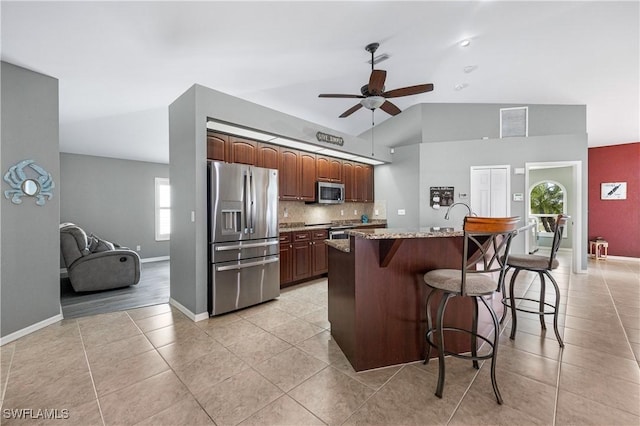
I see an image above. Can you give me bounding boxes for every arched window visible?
[529,180,566,236]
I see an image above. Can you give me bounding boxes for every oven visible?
[329,225,353,240]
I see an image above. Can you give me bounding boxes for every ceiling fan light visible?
[360,96,386,110]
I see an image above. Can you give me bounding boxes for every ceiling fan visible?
[319,42,434,118]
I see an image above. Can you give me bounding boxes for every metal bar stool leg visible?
[499,267,512,324]
[480,296,503,405]
[435,293,452,399]
[538,272,547,330]
[471,296,480,369]
[424,289,437,364]
[508,269,521,340]
[546,271,565,347]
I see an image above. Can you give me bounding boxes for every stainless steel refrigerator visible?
[207,161,279,316]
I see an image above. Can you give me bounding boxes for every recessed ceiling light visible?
[454,83,469,91]
[463,65,478,73]
[459,39,471,47]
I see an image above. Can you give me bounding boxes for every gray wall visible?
[364,103,587,148]
[374,144,421,228]
[1,62,60,339]
[60,153,170,259]
[529,166,574,249]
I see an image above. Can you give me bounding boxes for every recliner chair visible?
[60,223,140,292]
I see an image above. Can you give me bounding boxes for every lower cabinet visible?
[279,229,329,287]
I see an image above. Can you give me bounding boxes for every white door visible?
[470,166,510,217]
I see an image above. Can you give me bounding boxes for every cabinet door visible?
[316,155,331,182]
[299,152,316,201]
[292,242,311,281]
[357,164,374,202]
[279,233,293,285]
[228,137,257,165]
[342,161,356,202]
[311,229,329,276]
[279,148,299,200]
[329,158,343,182]
[207,132,228,162]
[257,143,279,169]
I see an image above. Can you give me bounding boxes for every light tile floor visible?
[1,252,638,425]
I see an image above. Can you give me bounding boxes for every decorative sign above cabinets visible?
[316,131,344,146]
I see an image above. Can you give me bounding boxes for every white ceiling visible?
[2,1,638,164]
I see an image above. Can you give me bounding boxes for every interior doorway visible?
[525,161,583,274]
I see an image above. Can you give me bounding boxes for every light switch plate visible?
[397,209,406,216]
[513,193,524,201]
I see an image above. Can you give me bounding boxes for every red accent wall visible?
[588,142,640,257]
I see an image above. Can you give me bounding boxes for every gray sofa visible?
[60,223,140,292]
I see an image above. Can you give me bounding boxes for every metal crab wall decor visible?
[3,159,55,206]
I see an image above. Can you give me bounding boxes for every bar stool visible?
[501,214,568,347]
[423,216,519,404]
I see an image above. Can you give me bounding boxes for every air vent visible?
[500,106,528,138]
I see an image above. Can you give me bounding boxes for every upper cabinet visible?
[207,132,227,162]
[207,131,373,203]
[279,148,316,201]
[257,142,279,169]
[228,136,257,165]
[343,161,374,203]
[316,155,342,183]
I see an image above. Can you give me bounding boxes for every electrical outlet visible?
[136,245,141,251]
[397,209,406,216]
[283,208,288,218]
[340,210,344,216]
[374,209,379,216]
[354,209,358,216]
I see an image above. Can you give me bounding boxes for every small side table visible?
[589,240,608,260]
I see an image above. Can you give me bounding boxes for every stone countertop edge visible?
[346,227,464,240]
[278,220,387,233]
[324,239,350,253]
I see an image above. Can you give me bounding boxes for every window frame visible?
[154,177,170,241]
[529,179,567,237]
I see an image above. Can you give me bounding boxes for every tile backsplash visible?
[279,200,387,225]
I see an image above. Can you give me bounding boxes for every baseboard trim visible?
[141,256,170,264]
[0,311,64,346]
[596,255,640,262]
[169,298,208,322]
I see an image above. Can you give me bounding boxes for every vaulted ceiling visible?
[2,1,638,164]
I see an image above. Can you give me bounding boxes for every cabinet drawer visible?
[293,231,311,242]
[279,232,291,244]
[312,229,329,240]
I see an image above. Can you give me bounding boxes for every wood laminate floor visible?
[60,260,169,319]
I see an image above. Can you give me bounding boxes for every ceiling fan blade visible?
[383,83,434,98]
[339,103,363,118]
[379,100,401,116]
[368,70,387,95]
[319,94,364,99]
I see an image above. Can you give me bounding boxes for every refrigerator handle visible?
[249,171,255,233]
[243,172,249,234]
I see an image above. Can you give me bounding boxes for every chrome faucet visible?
[444,202,474,220]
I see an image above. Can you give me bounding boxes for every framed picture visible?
[500,106,528,138]
[600,182,627,200]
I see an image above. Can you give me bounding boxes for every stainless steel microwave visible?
[316,181,344,204]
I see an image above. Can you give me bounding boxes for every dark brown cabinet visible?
[278,148,316,201]
[280,229,329,286]
[356,163,374,202]
[292,231,312,282]
[228,136,257,165]
[316,155,342,183]
[257,142,279,169]
[311,229,329,276]
[279,232,293,285]
[342,161,356,202]
[207,132,227,162]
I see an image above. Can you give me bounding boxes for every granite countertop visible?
[279,220,387,233]
[346,227,463,240]
[324,239,350,253]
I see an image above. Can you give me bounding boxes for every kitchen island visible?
[327,227,504,371]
